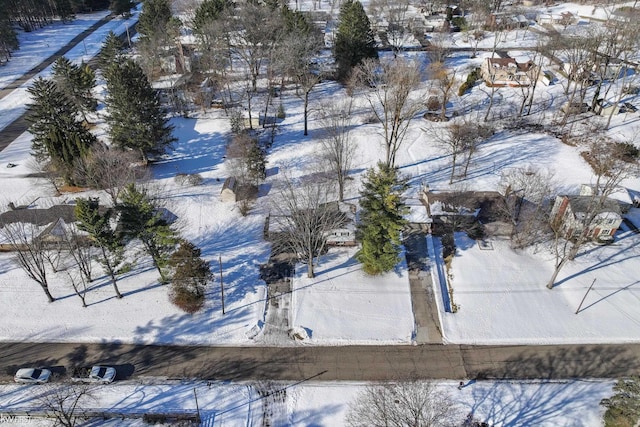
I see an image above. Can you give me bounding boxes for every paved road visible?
[1,342,638,383]
[0,14,137,153]
[0,13,115,102]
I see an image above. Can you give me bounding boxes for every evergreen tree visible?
[334,0,377,81]
[118,184,178,282]
[602,377,640,427]
[109,0,133,16]
[356,162,408,275]
[98,31,125,69]
[104,59,176,163]
[75,198,124,298]
[137,0,180,77]
[246,139,267,185]
[137,0,172,40]
[0,4,18,63]
[52,56,97,122]
[281,4,312,34]
[27,77,95,185]
[54,0,75,22]
[193,0,231,35]
[168,240,212,313]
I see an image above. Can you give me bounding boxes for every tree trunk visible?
[41,284,55,303]
[547,256,568,289]
[449,152,458,184]
[307,252,315,278]
[304,90,310,136]
[101,247,122,299]
[484,85,496,122]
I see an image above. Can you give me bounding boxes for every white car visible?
[14,368,52,384]
[88,366,116,384]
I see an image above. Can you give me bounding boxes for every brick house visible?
[550,195,623,242]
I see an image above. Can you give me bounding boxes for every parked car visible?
[14,368,52,384]
[88,366,116,383]
[71,365,116,384]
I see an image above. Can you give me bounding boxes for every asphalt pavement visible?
[2,341,639,383]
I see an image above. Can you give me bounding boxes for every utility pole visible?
[193,388,201,424]
[125,22,132,48]
[219,255,225,314]
[576,278,597,314]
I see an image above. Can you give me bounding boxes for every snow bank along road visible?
[1,342,639,382]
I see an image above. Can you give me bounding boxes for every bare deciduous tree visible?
[275,24,324,136]
[66,270,89,308]
[75,143,147,206]
[317,101,356,202]
[549,34,598,128]
[346,380,459,427]
[368,0,410,56]
[354,57,423,167]
[498,166,556,248]
[428,117,493,184]
[427,61,456,121]
[233,3,284,93]
[1,221,54,302]
[38,384,95,427]
[270,176,347,278]
[63,223,93,284]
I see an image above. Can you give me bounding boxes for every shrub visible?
[466,68,481,85]
[613,142,639,162]
[426,95,441,111]
[174,173,188,185]
[458,82,469,96]
[170,284,205,314]
[239,199,252,216]
[451,16,467,28]
[187,173,203,186]
[229,109,245,134]
[175,173,203,186]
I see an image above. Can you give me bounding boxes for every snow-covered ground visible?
[291,247,414,344]
[0,6,140,132]
[0,379,614,427]
[0,0,640,349]
[2,1,640,425]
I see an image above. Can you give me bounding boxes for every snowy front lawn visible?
[290,247,415,345]
[439,230,640,344]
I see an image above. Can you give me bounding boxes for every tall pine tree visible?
[118,184,178,282]
[52,56,97,122]
[356,162,408,275]
[27,77,95,185]
[104,59,176,163]
[109,0,134,16]
[98,30,125,69]
[0,3,18,63]
[137,0,180,77]
[334,0,377,81]
[168,240,212,313]
[193,0,231,35]
[75,198,124,298]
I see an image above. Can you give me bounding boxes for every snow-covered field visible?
[291,247,414,344]
[0,379,614,427]
[0,0,640,349]
[2,1,640,424]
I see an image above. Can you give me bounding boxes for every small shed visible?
[594,99,619,117]
[221,177,238,203]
